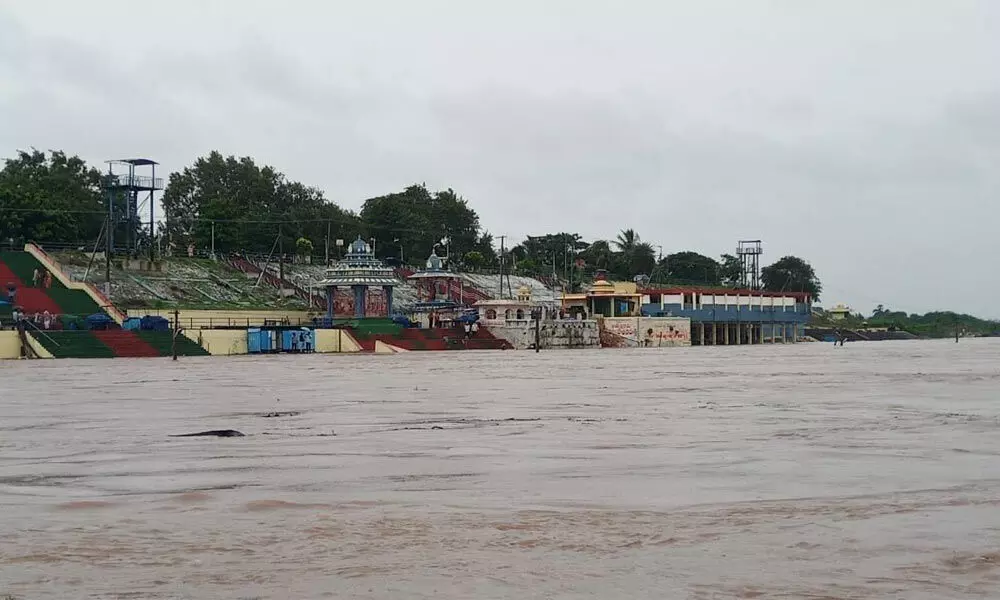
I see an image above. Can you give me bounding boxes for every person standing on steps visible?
[43,270,52,289]
[32,268,41,288]
[6,281,16,305]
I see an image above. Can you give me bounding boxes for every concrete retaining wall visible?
[600,317,692,348]
[315,329,361,353]
[0,331,20,359]
[488,320,600,350]
[193,329,248,355]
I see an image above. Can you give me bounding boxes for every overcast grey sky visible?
[1,1,998,316]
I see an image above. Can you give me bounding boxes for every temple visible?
[560,271,642,319]
[318,236,399,319]
[404,249,469,328]
[407,249,463,305]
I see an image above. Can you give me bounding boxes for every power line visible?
[0,206,449,237]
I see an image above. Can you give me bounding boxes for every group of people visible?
[32,268,53,289]
[3,268,56,330]
[462,320,480,339]
[7,308,55,330]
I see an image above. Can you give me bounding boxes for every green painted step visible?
[33,331,116,358]
[0,251,67,288]
[337,318,403,336]
[46,287,102,315]
[135,331,211,357]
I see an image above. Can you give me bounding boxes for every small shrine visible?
[560,271,641,318]
[406,249,468,306]
[318,236,400,319]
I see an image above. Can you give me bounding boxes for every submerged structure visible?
[318,236,400,319]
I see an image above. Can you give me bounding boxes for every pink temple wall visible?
[332,288,388,317]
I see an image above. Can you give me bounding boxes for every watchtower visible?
[737,240,763,289]
[104,158,163,259]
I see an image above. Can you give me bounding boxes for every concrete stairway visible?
[92,330,162,357]
[32,331,117,358]
[351,325,512,352]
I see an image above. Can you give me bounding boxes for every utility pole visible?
[532,307,541,353]
[498,235,506,299]
[325,221,331,266]
[171,309,179,361]
[564,243,569,286]
[210,221,216,260]
[104,214,112,295]
[278,227,285,295]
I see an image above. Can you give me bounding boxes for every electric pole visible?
[104,214,112,295]
[278,226,285,298]
[498,235,506,299]
[172,309,179,361]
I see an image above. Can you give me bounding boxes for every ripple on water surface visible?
[1,340,1000,599]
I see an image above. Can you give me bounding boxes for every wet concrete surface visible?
[1,340,999,598]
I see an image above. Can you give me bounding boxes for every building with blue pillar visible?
[639,287,812,345]
[318,236,400,319]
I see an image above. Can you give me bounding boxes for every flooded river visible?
[1,340,999,599]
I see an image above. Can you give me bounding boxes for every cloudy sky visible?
[1,1,998,316]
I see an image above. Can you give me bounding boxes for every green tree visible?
[611,229,656,280]
[472,231,498,268]
[463,250,484,271]
[578,239,617,273]
[0,149,105,247]
[161,151,359,255]
[511,233,587,278]
[295,237,313,261]
[861,307,999,338]
[663,251,722,285]
[360,184,480,263]
[719,253,743,287]
[761,255,822,299]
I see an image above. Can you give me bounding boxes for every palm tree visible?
[610,230,656,279]
[613,229,639,253]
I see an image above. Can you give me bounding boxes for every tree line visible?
[1,149,821,298]
[817,305,1000,338]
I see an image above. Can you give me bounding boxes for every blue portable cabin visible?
[247,327,275,353]
[247,328,262,353]
[122,317,142,331]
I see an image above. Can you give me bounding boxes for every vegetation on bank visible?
[811,305,1000,338]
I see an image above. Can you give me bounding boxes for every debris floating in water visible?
[258,411,301,418]
[170,430,245,438]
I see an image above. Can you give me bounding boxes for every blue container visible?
[247,328,262,353]
[122,317,141,331]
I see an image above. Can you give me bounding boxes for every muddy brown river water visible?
[1,340,999,599]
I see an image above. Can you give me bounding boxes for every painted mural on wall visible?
[332,288,388,317]
[599,317,691,348]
